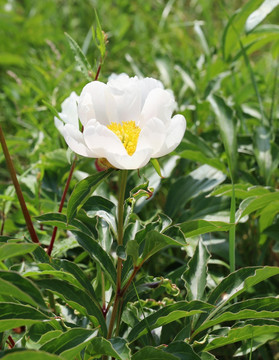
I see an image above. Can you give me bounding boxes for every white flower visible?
[55,74,186,170]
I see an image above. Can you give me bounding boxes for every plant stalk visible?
[107,170,128,339]
[47,156,77,256]
[0,126,40,244]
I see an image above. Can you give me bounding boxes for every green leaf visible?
[132,347,179,360]
[42,100,62,122]
[73,231,116,287]
[67,169,114,222]
[126,240,140,265]
[165,341,202,360]
[200,352,218,360]
[36,212,92,236]
[0,270,46,309]
[65,32,93,80]
[127,301,213,342]
[82,195,117,234]
[208,183,271,199]
[193,297,279,338]
[180,220,233,238]
[0,350,64,359]
[204,319,279,351]
[208,266,279,307]
[0,243,38,261]
[52,259,98,300]
[208,94,237,177]
[236,191,279,221]
[140,229,187,264]
[253,126,273,184]
[150,158,164,178]
[94,10,106,59]
[165,165,226,218]
[222,0,263,60]
[35,278,107,336]
[182,240,210,301]
[40,328,96,358]
[245,0,279,33]
[87,337,131,360]
[0,303,50,331]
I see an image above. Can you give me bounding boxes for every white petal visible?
[78,81,117,126]
[106,148,152,170]
[137,117,166,155]
[83,122,127,157]
[152,114,186,158]
[60,92,79,128]
[63,124,97,157]
[140,88,176,127]
[139,77,163,103]
[54,117,65,136]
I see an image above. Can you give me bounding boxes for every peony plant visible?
[55,73,186,170]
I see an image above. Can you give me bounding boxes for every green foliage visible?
[1,0,279,359]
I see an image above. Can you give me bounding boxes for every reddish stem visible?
[0,126,40,244]
[47,156,77,256]
[7,335,15,348]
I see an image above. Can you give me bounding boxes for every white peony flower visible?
[54,74,186,170]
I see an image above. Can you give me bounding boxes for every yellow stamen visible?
[107,120,141,156]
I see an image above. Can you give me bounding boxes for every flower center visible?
[107,120,141,156]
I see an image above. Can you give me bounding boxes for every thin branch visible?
[0,126,40,244]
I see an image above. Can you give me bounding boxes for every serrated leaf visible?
[67,169,114,222]
[65,32,92,80]
[127,301,213,342]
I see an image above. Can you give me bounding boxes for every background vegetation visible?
[1,0,279,359]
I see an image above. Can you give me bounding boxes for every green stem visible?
[107,170,128,339]
[0,126,40,244]
[229,180,236,273]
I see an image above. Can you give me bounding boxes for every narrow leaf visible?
[182,240,210,301]
[0,243,38,261]
[180,220,233,238]
[0,271,46,309]
[65,32,92,80]
[245,0,279,33]
[0,303,50,331]
[205,319,279,351]
[127,301,213,342]
[40,328,96,357]
[208,94,237,178]
[67,169,114,222]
